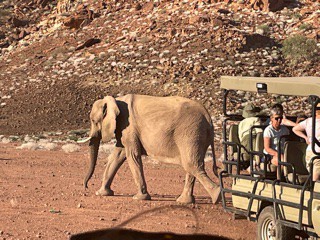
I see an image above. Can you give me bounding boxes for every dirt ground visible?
[0,142,256,240]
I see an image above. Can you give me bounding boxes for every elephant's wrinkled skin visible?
[83,94,220,204]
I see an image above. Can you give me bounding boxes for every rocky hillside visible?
[0,0,319,137]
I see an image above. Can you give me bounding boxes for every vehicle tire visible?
[257,206,296,240]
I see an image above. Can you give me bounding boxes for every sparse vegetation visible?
[282,34,318,64]
[0,7,11,24]
[298,23,313,31]
[284,11,302,19]
[68,135,78,141]
[257,24,270,35]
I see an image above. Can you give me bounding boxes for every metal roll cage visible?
[219,89,320,236]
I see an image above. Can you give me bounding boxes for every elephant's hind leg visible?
[177,173,196,204]
[96,147,126,196]
[194,169,221,204]
[181,156,221,204]
[192,170,221,205]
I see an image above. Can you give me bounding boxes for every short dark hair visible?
[272,103,283,111]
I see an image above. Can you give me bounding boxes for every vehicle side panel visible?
[312,182,320,235]
[232,178,311,225]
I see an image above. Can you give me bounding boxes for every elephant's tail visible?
[210,124,219,178]
[211,143,219,178]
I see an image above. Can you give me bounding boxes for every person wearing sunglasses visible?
[264,103,297,127]
[263,104,290,166]
[293,104,320,181]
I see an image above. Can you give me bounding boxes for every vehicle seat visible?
[259,129,299,174]
[228,124,264,170]
[228,124,240,158]
[283,141,309,184]
[254,132,264,165]
[251,131,277,180]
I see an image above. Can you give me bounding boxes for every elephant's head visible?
[82,96,120,188]
[89,96,120,143]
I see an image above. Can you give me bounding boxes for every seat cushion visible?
[260,162,277,172]
[287,173,309,184]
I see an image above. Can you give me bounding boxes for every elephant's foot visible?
[211,187,221,205]
[176,194,195,204]
[133,193,151,200]
[95,188,114,196]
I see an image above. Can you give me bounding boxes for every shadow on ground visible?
[70,228,231,240]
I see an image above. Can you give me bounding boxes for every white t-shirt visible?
[263,125,290,154]
[298,118,320,152]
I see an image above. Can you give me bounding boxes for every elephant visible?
[80,94,221,204]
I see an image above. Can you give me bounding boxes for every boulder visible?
[11,17,29,27]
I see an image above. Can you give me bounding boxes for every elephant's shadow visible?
[113,193,213,204]
[152,195,212,204]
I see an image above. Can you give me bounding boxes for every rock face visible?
[0,0,319,136]
[250,0,285,12]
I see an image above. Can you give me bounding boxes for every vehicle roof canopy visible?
[220,76,320,97]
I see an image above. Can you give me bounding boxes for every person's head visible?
[272,103,284,112]
[242,103,260,118]
[270,104,284,130]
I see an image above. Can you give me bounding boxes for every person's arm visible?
[282,118,297,127]
[263,137,278,156]
[293,124,310,144]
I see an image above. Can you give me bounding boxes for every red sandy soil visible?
[0,143,256,240]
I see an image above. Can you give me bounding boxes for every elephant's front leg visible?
[126,147,151,200]
[177,173,196,204]
[96,147,126,196]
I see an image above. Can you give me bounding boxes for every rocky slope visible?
[0,0,319,138]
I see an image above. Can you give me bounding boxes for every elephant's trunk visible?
[84,136,101,188]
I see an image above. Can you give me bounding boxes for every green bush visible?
[284,11,301,20]
[298,23,313,31]
[282,35,317,63]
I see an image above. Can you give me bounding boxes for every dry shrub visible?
[282,34,318,64]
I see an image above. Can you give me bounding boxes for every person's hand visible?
[305,137,310,145]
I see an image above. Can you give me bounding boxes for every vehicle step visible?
[232,213,247,220]
[224,206,252,218]
[278,220,300,230]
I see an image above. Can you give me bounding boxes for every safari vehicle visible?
[219,76,320,239]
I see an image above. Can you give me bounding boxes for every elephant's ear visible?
[101,96,120,142]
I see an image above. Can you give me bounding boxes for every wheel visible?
[257,206,296,240]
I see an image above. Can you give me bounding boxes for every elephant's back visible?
[118,94,213,160]
[129,94,211,120]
